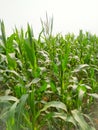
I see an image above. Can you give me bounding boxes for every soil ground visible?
[89,99,98,130]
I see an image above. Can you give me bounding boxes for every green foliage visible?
[0,18,98,130]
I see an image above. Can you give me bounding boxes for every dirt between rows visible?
[89,99,98,130]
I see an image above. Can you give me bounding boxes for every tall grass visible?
[0,17,98,130]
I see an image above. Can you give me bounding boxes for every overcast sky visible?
[0,0,98,37]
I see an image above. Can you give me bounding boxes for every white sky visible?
[0,0,98,37]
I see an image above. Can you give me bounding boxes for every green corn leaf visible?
[50,81,57,92]
[26,78,41,88]
[53,112,77,127]
[72,109,95,130]
[88,93,98,99]
[40,101,67,112]
[0,96,19,102]
[73,64,89,73]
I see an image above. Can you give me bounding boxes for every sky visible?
[0,0,98,37]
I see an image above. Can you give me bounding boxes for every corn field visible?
[0,17,98,130]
